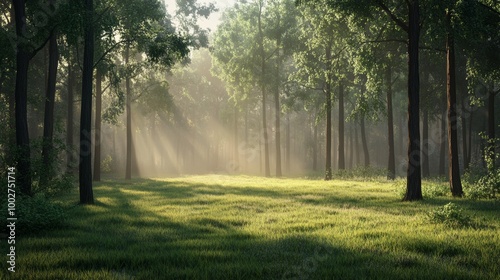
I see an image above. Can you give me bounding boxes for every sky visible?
[164,0,235,33]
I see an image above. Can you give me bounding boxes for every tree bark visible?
[386,66,396,179]
[325,44,333,179]
[258,1,270,177]
[422,107,430,177]
[439,110,446,176]
[360,114,370,167]
[125,44,133,180]
[13,0,32,195]
[93,69,103,181]
[403,0,422,201]
[234,105,239,171]
[338,81,345,170]
[66,54,75,173]
[40,25,59,187]
[274,36,282,177]
[487,84,496,169]
[286,113,291,174]
[446,9,463,197]
[79,0,94,204]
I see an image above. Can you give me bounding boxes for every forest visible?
[0,0,499,279]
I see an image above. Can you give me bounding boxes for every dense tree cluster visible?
[0,0,498,202]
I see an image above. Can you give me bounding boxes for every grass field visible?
[2,175,499,279]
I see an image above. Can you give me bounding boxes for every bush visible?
[1,194,66,235]
[426,203,475,229]
[464,170,500,200]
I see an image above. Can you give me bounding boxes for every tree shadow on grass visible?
[6,178,498,280]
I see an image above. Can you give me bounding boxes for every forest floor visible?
[2,175,499,279]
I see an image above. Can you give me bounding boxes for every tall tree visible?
[12,0,32,195]
[445,3,463,196]
[79,0,95,204]
[40,0,59,187]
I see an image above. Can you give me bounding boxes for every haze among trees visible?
[0,0,499,278]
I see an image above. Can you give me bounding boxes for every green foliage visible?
[462,134,500,200]
[426,203,476,229]
[464,171,500,200]
[0,194,66,235]
[101,155,114,173]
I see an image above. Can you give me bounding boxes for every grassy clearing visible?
[1,175,499,279]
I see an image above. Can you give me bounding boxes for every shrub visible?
[426,203,475,229]
[1,194,66,235]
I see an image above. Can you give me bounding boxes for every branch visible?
[478,2,500,17]
[375,0,409,33]
[28,28,54,60]
[93,38,132,68]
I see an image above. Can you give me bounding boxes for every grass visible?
[1,175,499,279]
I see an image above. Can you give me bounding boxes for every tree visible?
[12,0,33,195]
[40,0,59,187]
[79,0,95,204]
[445,2,463,196]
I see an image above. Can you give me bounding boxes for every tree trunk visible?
[125,45,133,180]
[446,9,463,197]
[66,55,75,173]
[422,108,430,177]
[403,0,422,201]
[275,36,282,177]
[439,110,446,176]
[93,69,103,181]
[360,115,370,167]
[325,45,333,179]
[338,81,345,170]
[349,123,353,169]
[234,105,239,171]
[386,66,396,179]
[258,2,270,177]
[286,113,291,174]
[79,0,94,204]
[13,0,32,195]
[313,113,318,171]
[40,26,59,187]
[355,117,360,166]
[487,84,496,169]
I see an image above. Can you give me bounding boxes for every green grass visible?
[2,175,499,279]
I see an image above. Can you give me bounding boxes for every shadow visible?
[4,177,498,280]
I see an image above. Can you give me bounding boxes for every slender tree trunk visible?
[313,114,318,171]
[349,123,353,169]
[386,66,396,179]
[487,84,496,169]
[40,26,59,187]
[275,36,282,177]
[13,0,32,195]
[355,117,360,166]
[422,108,430,177]
[338,81,345,170]
[79,0,94,204]
[439,111,446,176]
[360,115,370,167]
[66,55,75,173]
[446,9,463,197]
[461,97,468,170]
[234,105,239,171]
[286,113,291,174]
[125,45,133,180]
[244,107,249,172]
[324,45,333,179]
[458,54,469,170]
[258,2,270,177]
[93,70,102,181]
[403,0,422,201]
